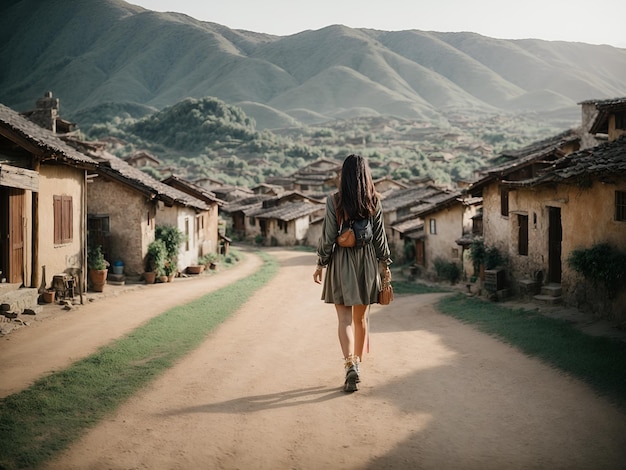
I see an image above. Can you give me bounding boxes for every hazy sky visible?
[128,0,626,48]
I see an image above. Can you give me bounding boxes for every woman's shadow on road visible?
[158,386,344,416]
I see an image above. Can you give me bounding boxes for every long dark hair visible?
[337,154,378,220]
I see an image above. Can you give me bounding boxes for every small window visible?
[249,217,256,226]
[518,214,529,256]
[429,218,437,235]
[53,195,73,244]
[616,191,626,221]
[500,188,509,217]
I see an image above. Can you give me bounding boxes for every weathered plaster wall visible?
[157,205,199,271]
[509,177,626,315]
[482,184,510,255]
[305,220,323,248]
[424,205,463,275]
[39,165,84,283]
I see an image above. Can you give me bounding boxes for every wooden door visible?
[0,187,6,280]
[548,207,562,284]
[415,239,425,266]
[8,188,25,284]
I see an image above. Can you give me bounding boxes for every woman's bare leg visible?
[353,305,368,360]
[335,304,354,359]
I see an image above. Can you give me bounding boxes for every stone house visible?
[503,136,626,318]
[161,175,225,258]
[495,97,626,318]
[381,184,456,262]
[0,102,96,295]
[467,129,581,271]
[373,176,408,194]
[124,150,161,169]
[194,177,254,203]
[245,192,325,246]
[414,193,480,281]
[466,98,626,318]
[264,158,341,195]
[68,142,211,276]
[221,194,274,240]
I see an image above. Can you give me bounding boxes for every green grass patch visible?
[437,294,626,408]
[0,251,278,470]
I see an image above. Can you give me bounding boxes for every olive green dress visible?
[316,194,391,306]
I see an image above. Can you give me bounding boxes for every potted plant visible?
[163,259,177,282]
[145,239,167,284]
[87,245,108,292]
[201,252,220,270]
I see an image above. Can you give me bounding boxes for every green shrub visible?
[469,237,503,270]
[568,243,626,299]
[155,225,186,275]
[146,239,167,275]
[87,245,106,270]
[155,225,186,259]
[433,257,461,284]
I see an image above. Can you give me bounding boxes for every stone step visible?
[518,279,539,297]
[0,282,21,295]
[0,287,40,313]
[541,283,562,297]
[533,294,562,305]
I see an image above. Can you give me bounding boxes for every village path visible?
[2,247,626,469]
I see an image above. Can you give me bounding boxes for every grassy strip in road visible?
[437,294,626,408]
[0,251,278,470]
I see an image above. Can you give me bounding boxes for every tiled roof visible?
[505,136,626,187]
[578,97,626,108]
[251,201,324,222]
[490,130,579,170]
[162,175,225,206]
[87,149,209,210]
[222,195,273,214]
[391,218,423,234]
[0,104,96,166]
[380,185,447,212]
[413,191,463,217]
[469,129,580,193]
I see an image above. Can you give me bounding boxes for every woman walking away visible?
[314,154,392,393]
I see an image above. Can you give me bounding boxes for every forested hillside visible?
[85,97,560,186]
[1,0,625,129]
[1,0,625,186]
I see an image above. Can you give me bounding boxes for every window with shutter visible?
[616,191,626,222]
[500,188,509,217]
[53,195,73,244]
[518,214,528,256]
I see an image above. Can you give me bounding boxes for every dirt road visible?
[2,248,625,469]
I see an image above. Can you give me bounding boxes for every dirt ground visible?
[2,247,626,469]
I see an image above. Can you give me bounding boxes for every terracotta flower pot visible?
[42,290,55,303]
[186,265,204,274]
[89,269,108,292]
[144,271,156,284]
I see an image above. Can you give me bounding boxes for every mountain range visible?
[1,0,626,130]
